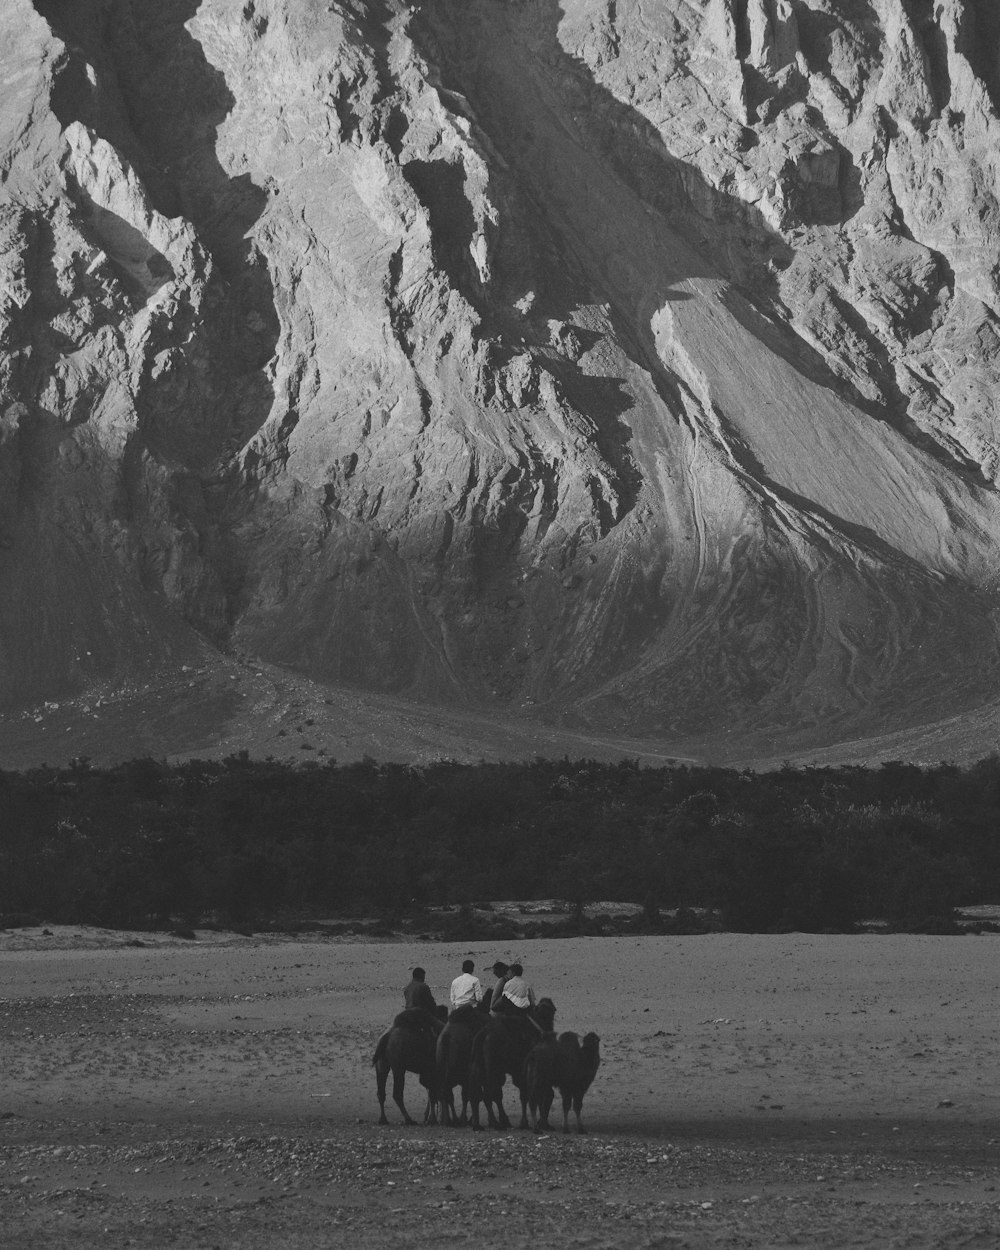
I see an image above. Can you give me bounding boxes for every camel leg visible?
[518,1083,531,1130]
[375,1060,390,1126]
[471,1092,489,1131]
[573,1094,587,1134]
[492,1080,510,1130]
[419,1077,437,1126]
[561,1091,572,1134]
[449,1083,469,1127]
[468,1072,486,1130]
[473,1071,497,1130]
[392,1067,416,1126]
[480,1079,504,1130]
[537,1087,554,1132]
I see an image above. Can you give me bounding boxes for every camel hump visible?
[393,1008,426,1030]
[557,1031,582,1053]
[580,1033,601,1078]
[394,1007,444,1034]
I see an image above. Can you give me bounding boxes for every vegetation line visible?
[1,755,998,936]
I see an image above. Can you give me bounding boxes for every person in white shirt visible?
[449,958,483,1011]
[495,962,536,1015]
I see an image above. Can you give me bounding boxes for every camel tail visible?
[372,1028,391,1067]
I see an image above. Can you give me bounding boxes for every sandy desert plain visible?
[3,926,1000,1249]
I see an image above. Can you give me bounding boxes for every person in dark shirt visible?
[488,959,511,1014]
[374,967,443,1064]
[403,966,437,1013]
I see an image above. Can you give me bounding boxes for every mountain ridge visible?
[3,0,1000,764]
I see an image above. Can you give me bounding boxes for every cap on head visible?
[491,960,509,976]
[412,967,426,980]
[462,958,475,974]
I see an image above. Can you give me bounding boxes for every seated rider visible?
[403,966,437,1013]
[488,960,511,1013]
[397,966,442,1038]
[450,958,483,1011]
[494,962,535,1016]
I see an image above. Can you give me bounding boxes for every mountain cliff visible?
[4,0,1000,762]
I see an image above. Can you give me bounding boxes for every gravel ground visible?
[3,1118,1000,1248]
[3,928,1000,1247]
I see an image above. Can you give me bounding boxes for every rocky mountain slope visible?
[4,0,1000,762]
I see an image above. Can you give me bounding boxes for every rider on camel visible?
[394,966,444,1038]
[493,962,536,1015]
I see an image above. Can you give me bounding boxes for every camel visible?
[468,997,556,1131]
[524,1030,601,1133]
[435,996,494,1127]
[372,1006,446,1126]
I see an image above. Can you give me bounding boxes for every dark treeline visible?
[2,754,1000,934]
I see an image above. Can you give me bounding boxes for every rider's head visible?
[509,962,523,977]
[411,967,426,981]
[461,958,475,974]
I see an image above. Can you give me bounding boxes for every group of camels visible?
[373,988,601,1132]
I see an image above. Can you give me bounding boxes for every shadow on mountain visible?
[34,0,278,464]
[409,0,901,447]
[400,0,1000,741]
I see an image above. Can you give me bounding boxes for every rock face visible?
[4,0,1000,754]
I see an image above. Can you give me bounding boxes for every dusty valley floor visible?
[3,929,1000,1247]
